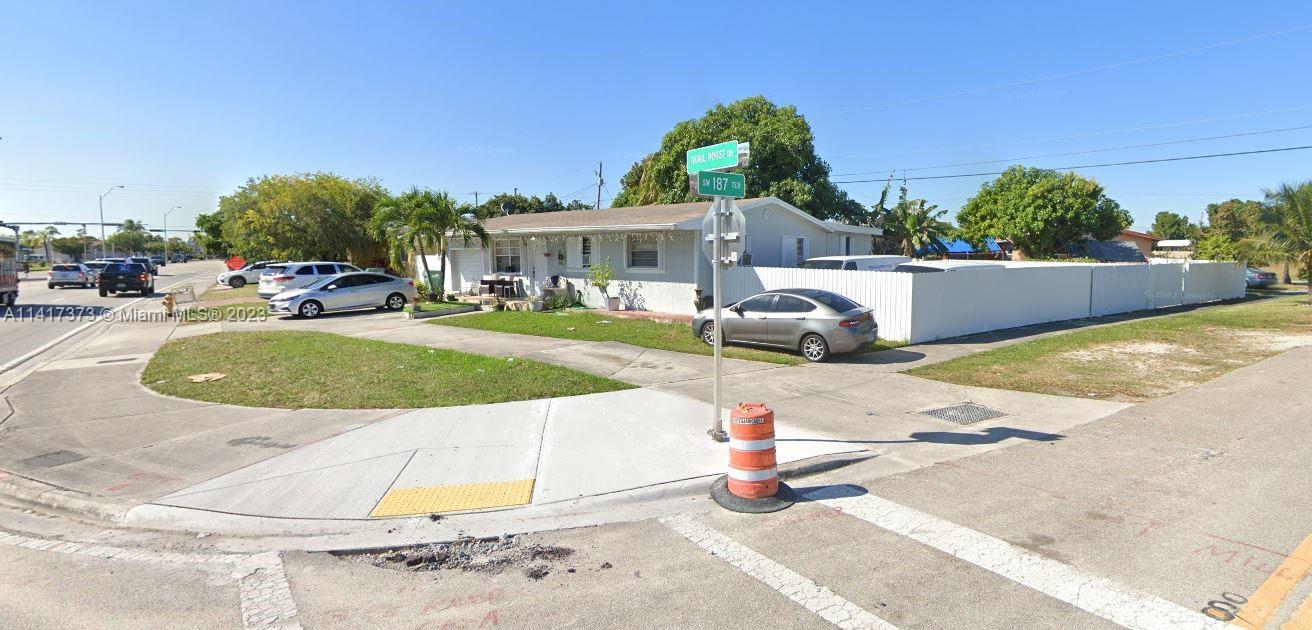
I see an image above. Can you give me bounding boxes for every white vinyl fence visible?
[723,260,1245,344]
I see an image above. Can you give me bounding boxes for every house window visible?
[626,235,661,270]
[580,237,592,267]
[494,240,521,273]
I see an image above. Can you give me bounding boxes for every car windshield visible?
[801,260,844,270]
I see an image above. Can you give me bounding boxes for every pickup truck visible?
[97,263,155,297]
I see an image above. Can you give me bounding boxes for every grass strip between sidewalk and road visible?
[142,331,633,408]
[431,309,903,365]
[906,295,1312,402]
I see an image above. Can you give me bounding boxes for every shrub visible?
[414,280,430,301]
[587,257,613,296]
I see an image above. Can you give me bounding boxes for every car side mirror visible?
[729,304,742,314]
[325,285,337,291]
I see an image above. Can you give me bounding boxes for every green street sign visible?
[686,141,739,174]
[695,171,746,198]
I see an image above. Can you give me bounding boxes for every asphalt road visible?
[0,260,225,372]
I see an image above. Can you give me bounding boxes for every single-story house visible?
[1065,238,1147,262]
[422,196,882,315]
[1113,229,1161,258]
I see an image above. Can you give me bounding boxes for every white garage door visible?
[453,249,484,293]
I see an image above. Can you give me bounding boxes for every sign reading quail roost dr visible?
[685,141,739,174]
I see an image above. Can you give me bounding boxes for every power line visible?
[830,104,1312,160]
[817,23,1312,118]
[832,123,1312,176]
[831,144,1312,184]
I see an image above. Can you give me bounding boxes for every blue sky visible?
[2,1,1310,236]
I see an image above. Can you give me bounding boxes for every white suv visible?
[216,260,285,289]
[258,262,362,298]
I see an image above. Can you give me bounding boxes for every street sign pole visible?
[710,196,726,442]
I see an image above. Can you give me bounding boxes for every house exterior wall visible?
[1113,232,1156,258]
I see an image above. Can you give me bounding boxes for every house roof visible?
[477,196,881,236]
[1118,228,1162,241]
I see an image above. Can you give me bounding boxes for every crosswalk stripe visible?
[804,487,1226,630]
[661,514,898,630]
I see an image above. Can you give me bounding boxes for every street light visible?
[99,185,124,257]
[163,206,181,262]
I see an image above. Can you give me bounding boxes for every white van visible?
[802,255,911,271]
[891,260,1006,273]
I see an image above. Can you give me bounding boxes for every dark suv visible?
[98,263,155,297]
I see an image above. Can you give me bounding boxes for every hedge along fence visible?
[722,260,1245,344]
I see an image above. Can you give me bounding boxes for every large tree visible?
[1150,211,1192,240]
[213,172,386,263]
[1205,198,1262,241]
[106,219,151,254]
[611,96,863,221]
[193,210,229,256]
[956,166,1130,258]
[873,178,951,258]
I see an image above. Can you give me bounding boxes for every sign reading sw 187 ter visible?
[685,141,739,174]
[695,171,746,198]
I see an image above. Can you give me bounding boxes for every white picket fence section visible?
[723,260,1245,344]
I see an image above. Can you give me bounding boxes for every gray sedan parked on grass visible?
[692,288,878,362]
[268,272,418,318]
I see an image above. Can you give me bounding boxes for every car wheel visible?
[47,283,54,290]
[800,334,830,363]
[700,321,717,346]
[385,293,407,310]
[229,277,246,289]
[298,300,322,318]
[141,287,152,297]
[99,288,107,297]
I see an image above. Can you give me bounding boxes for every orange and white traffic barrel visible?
[727,402,778,499]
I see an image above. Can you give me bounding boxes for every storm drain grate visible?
[20,450,86,468]
[920,402,1008,425]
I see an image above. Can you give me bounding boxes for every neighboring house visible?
[1065,239,1147,262]
[425,196,881,314]
[1113,229,1161,258]
[918,237,1007,260]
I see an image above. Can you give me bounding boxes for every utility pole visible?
[472,191,479,206]
[99,185,124,258]
[595,161,604,209]
[163,206,181,262]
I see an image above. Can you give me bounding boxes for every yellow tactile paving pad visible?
[369,479,536,517]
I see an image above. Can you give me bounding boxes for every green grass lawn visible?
[431,309,902,366]
[907,295,1312,402]
[201,283,259,300]
[142,331,632,408]
[404,301,470,313]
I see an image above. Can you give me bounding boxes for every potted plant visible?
[588,257,619,310]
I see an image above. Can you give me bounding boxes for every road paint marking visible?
[803,487,1225,630]
[661,514,897,629]
[234,552,303,630]
[1283,592,1312,630]
[1,527,301,629]
[1232,532,1312,629]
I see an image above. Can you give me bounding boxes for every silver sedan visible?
[692,288,878,362]
[268,272,418,318]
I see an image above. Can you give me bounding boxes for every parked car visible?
[258,262,363,298]
[1245,267,1278,288]
[127,256,158,275]
[802,255,911,271]
[150,255,166,267]
[268,272,417,318]
[216,260,285,289]
[47,263,94,289]
[170,253,189,263]
[692,288,877,362]
[97,262,155,297]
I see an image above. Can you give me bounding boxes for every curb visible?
[0,471,133,524]
[404,304,479,319]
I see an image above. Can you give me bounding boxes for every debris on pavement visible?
[348,535,576,578]
[187,372,226,383]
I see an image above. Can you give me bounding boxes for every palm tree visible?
[369,188,488,300]
[880,180,951,258]
[1243,181,1312,302]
